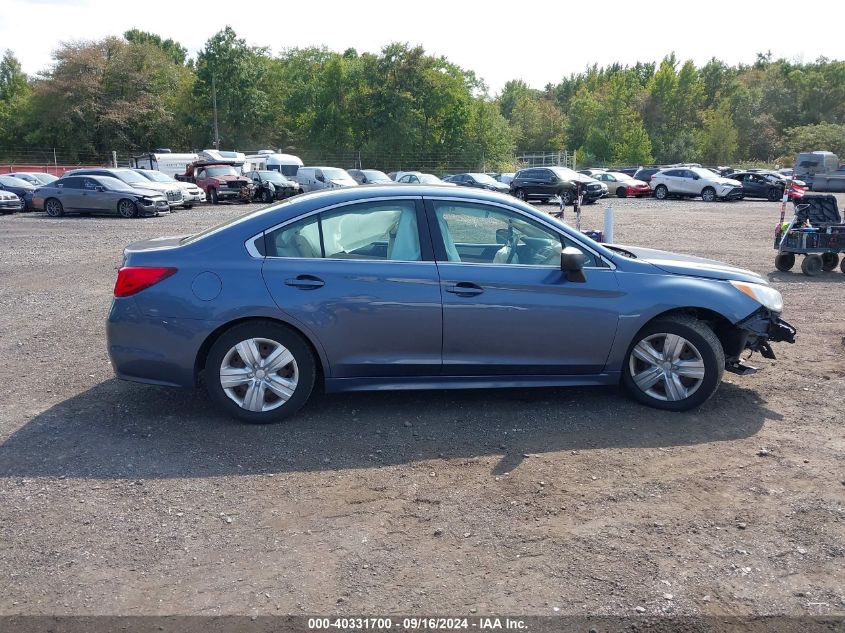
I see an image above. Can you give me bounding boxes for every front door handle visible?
[284,275,325,290]
[445,282,484,296]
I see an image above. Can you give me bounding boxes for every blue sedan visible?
[107,185,795,423]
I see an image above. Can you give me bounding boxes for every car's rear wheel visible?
[821,252,839,271]
[767,188,782,202]
[616,187,627,198]
[801,254,823,276]
[513,188,527,201]
[45,198,64,217]
[622,315,724,412]
[118,199,139,218]
[701,187,717,202]
[774,253,795,272]
[209,188,219,204]
[205,321,316,424]
[654,185,668,200]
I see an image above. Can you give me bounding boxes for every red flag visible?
[788,184,805,199]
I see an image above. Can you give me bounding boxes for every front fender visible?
[604,270,763,371]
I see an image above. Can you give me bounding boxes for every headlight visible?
[730,281,783,313]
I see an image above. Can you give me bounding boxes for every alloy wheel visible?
[628,333,705,402]
[219,338,299,412]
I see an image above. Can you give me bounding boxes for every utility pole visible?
[212,73,220,150]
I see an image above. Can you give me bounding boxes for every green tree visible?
[124,29,188,65]
[697,99,739,164]
[194,27,272,148]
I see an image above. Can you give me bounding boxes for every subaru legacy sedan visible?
[107,185,795,423]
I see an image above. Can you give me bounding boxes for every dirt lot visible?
[0,194,843,618]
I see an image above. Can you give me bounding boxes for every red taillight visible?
[114,266,177,297]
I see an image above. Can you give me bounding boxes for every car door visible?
[79,177,108,211]
[260,197,443,379]
[54,176,84,210]
[426,198,623,375]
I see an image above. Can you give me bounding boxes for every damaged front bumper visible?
[720,308,796,374]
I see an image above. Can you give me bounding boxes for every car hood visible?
[130,187,166,199]
[132,181,176,192]
[712,177,741,186]
[329,178,359,186]
[613,245,766,284]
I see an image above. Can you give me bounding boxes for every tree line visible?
[1,27,844,170]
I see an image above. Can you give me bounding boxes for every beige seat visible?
[493,244,519,264]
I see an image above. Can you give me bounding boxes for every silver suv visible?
[650,167,743,202]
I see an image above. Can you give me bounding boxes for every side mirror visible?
[316,175,325,183]
[560,246,586,283]
[692,174,700,180]
[95,185,105,192]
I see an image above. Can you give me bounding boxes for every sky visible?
[3,0,845,95]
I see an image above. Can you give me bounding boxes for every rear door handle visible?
[284,275,324,290]
[445,282,484,296]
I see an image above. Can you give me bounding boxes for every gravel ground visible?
[0,195,843,617]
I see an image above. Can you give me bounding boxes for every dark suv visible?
[510,167,607,205]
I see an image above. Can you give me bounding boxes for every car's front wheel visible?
[560,190,573,205]
[616,187,627,198]
[205,321,316,424]
[622,315,724,411]
[654,185,668,200]
[118,199,139,218]
[44,198,64,217]
[701,187,717,202]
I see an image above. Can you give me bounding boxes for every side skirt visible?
[325,373,621,393]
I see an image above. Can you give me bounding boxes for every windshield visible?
[98,176,135,192]
[138,170,174,183]
[607,172,631,180]
[206,166,239,177]
[469,173,498,185]
[111,170,149,184]
[362,170,392,183]
[550,167,582,180]
[691,168,717,179]
[418,174,443,184]
[257,171,290,184]
[0,176,33,187]
[321,168,350,180]
[34,173,58,183]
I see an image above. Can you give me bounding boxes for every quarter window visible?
[265,201,422,261]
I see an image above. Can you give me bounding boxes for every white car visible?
[650,167,744,202]
[133,169,205,207]
[0,190,23,213]
[394,171,455,186]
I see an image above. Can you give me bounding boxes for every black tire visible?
[622,315,725,412]
[560,190,573,206]
[774,253,795,272]
[183,204,193,210]
[840,257,845,274]
[821,252,839,271]
[616,187,627,198]
[801,254,822,276]
[767,188,781,202]
[117,199,139,218]
[209,188,219,205]
[205,321,316,424]
[513,188,527,201]
[262,189,274,203]
[44,198,64,217]
[654,185,668,200]
[701,187,716,202]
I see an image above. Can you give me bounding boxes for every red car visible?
[591,171,652,198]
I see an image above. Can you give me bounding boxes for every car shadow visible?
[0,379,777,479]
[766,271,845,283]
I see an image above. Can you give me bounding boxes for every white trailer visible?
[244,150,303,178]
[130,152,199,178]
